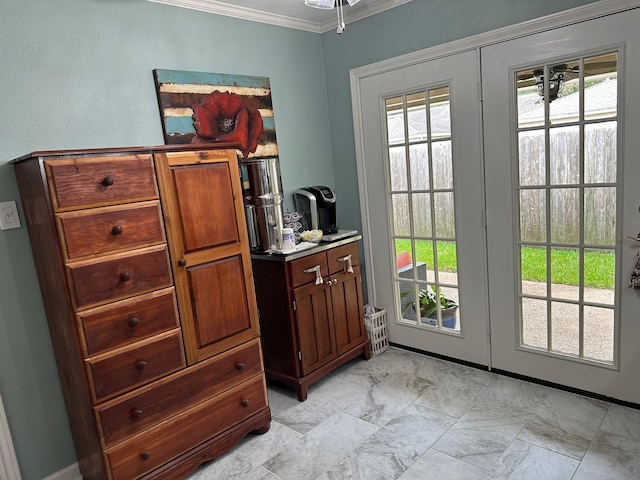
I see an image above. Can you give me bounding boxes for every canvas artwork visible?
[153,69,278,159]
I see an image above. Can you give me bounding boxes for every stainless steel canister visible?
[240,157,284,252]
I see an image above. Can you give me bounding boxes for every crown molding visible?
[145,0,413,33]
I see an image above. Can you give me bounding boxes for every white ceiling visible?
[146,0,413,33]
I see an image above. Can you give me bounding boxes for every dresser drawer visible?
[68,245,172,310]
[57,201,165,261]
[46,155,158,211]
[105,374,267,480]
[288,251,329,288]
[326,242,359,276]
[87,330,185,402]
[79,288,179,356]
[96,338,264,447]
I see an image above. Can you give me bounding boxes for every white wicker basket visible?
[364,307,389,356]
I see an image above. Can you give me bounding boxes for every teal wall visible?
[0,0,600,478]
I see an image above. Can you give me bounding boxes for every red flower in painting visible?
[191,91,264,158]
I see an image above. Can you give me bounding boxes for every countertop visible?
[250,235,362,262]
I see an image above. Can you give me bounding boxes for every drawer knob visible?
[136,360,147,370]
[177,258,187,267]
[131,408,143,418]
[101,176,115,187]
[119,271,132,282]
[140,451,151,461]
[241,399,250,408]
[235,362,245,371]
[111,225,123,235]
[128,317,140,327]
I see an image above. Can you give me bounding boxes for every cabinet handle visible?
[241,399,250,408]
[303,265,323,285]
[131,408,143,418]
[128,317,140,327]
[111,225,123,235]
[337,254,354,274]
[235,362,245,371]
[325,279,335,286]
[178,258,187,267]
[140,451,151,461]
[136,360,147,370]
[101,176,115,187]
[119,271,132,282]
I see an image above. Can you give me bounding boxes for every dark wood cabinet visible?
[252,238,370,401]
[12,145,270,480]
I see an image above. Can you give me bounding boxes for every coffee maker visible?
[292,186,338,234]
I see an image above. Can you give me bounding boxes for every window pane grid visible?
[386,86,461,333]
[515,51,618,365]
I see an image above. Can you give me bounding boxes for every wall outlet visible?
[0,201,21,230]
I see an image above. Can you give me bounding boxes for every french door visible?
[354,4,640,402]
[483,8,640,402]
[356,49,490,366]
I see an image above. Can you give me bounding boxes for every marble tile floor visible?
[187,347,640,480]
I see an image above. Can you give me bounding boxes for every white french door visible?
[353,2,640,403]
[483,8,640,403]
[356,49,490,366]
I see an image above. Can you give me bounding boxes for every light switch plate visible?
[0,201,21,230]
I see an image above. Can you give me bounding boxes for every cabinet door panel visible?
[189,255,252,347]
[294,283,337,375]
[172,163,240,252]
[331,266,366,356]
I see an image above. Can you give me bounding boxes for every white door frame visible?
[350,0,640,313]
[0,394,21,480]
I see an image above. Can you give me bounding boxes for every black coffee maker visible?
[292,186,338,234]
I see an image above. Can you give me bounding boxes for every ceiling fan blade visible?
[305,0,336,9]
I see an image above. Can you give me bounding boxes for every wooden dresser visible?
[251,237,370,401]
[11,145,271,480]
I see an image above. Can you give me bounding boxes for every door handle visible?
[304,265,324,285]
[337,254,354,273]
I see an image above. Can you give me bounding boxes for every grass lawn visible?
[395,239,615,289]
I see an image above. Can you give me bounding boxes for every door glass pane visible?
[434,192,455,238]
[550,247,579,301]
[412,193,432,237]
[522,297,548,349]
[407,92,428,142]
[584,187,616,245]
[520,189,546,242]
[549,59,580,123]
[430,87,451,137]
[551,301,579,356]
[550,126,580,185]
[585,122,617,183]
[518,130,546,185]
[389,146,407,191]
[517,68,545,128]
[410,144,430,190]
[387,85,460,334]
[515,52,618,365]
[550,188,579,244]
[386,96,405,145]
[584,248,615,305]
[432,141,453,189]
[521,246,547,297]
[584,306,614,362]
[584,53,617,119]
[392,194,410,236]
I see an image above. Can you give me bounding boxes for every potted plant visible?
[401,286,458,328]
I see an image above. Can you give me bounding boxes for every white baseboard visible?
[41,463,81,480]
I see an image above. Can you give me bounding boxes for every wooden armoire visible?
[11,144,271,480]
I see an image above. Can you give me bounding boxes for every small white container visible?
[281,227,296,253]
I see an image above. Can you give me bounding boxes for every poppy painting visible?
[153,69,278,158]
